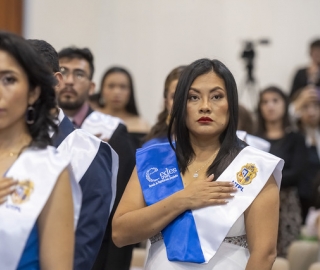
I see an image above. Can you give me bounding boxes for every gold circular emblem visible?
[236,163,258,185]
[11,180,34,205]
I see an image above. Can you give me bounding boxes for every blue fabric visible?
[17,225,40,270]
[136,143,205,263]
[142,137,168,148]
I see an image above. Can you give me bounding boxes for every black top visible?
[266,131,308,189]
[308,146,320,181]
[290,68,320,98]
[307,145,320,208]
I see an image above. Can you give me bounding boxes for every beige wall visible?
[24,0,320,123]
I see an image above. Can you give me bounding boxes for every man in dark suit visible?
[29,40,134,270]
[57,47,136,270]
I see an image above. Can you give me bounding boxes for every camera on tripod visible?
[241,39,270,84]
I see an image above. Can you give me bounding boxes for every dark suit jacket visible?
[53,115,115,270]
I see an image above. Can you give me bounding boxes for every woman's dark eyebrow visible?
[189,87,223,93]
[0,70,18,76]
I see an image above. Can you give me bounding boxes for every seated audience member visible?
[143,66,186,147]
[57,47,136,270]
[95,67,150,149]
[256,86,308,257]
[29,39,119,270]
[290,39,320,98]
[291,87,320,223]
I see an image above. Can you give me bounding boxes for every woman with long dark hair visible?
[96,67,149,149]
[0,31,75,270]
[143,65,186,147]
[256,86,308,257]
[112,59,283,269]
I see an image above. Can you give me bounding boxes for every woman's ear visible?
[28,86,41,105]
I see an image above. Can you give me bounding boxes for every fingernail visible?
[9,185,17,192]
[232,187,237,191]
[230,193,235,197]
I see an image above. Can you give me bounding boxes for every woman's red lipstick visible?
[197,117,213,123]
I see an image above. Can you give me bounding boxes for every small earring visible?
[26,105,36,125]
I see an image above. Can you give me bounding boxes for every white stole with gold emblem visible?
[137,144,283,263]
[192,145,283,262]
[0,147,72,270]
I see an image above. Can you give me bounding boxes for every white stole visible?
[236,130,271,152]
[0,147,71,270]
[57,129,118,214]
[192,146,283,262]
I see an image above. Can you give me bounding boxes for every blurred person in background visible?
[143,65,186,147]
[290,39,320,98]
[95,67,150,149]
[291,86,320,223]
[257,86,308,257]
[237,104,270,152]
[57,47,136,270]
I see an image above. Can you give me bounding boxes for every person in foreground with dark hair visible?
[256,86,308,257]
[113,59,283,269]
[57,47,136,270]
[290,39,320,97]
[143,65,186,147]
[95,66,150,149]
[28,39,119,270]
[0,31,80,270]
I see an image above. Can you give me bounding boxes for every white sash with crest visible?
[192,145,283,262]
[137,144,283,265]
[0,147,71,270]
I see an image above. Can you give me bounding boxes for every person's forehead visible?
[190,72,226,90]
[59,57,90,71]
